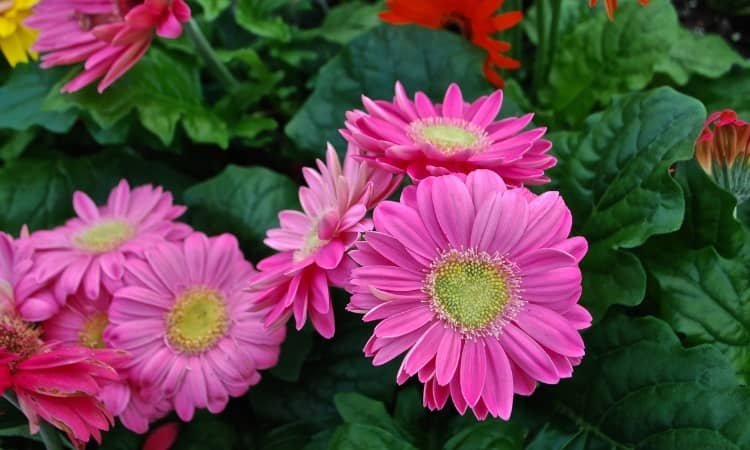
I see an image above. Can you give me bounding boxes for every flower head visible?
[28,180,191,318]
[26,0,190,92]
[0,0,38,66]
[589,0,649,20]
[248,145,401,338]
[342,82,555,185]
[0,309,127,448]
[347,170,591,420]
[695,110,750,202]
[106,232,286,422]
[380,0,522,87]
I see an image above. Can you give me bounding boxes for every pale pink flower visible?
[26,0,190,93]
[106,232,285,422]
[248,145,401,338]
[347,170,590,420]
[28,180,191,318]
[42,290,169,433]
[341,82,555,185]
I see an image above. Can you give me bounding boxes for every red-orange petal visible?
[491,11,523,31]
[483,58,506,88]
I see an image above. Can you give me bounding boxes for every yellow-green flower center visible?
[409,118,488,155]
[166,288,228,354]
[79,312,108,349]
[425,249,522,337]
[293,227,328,262]
[73,219,134,253]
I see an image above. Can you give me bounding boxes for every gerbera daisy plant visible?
[0,0,38,67]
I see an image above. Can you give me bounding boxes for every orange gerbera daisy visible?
[380,0,522,88]
[589,0,650,20]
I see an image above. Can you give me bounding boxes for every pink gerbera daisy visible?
[106,232,286,422]
[341,82,555,185]
[42,290,169,433]
[347,170,591,420]
[0,231,58,321]
[26,0,190,93]
[0,311,127,448]
[28,180,191,318]
[248,145,401,338]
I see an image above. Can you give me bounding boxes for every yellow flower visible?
[0,0,38,67]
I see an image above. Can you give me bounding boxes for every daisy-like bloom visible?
[347,170,591,420]
[342,82,555,185]
[695,109,750,202]
[380,0,522,87]
[0,0,37,66]
[0,311,127,448]
[248,145,402,338]
[106,232,286,422]
[29,180,191,318]
[589,0,649,20]
[26,0,190,93]
[0,231,59,323]
[42,290,170,433]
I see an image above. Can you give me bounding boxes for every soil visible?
[674,0,750,57]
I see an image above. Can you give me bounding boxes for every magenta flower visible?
[248,145,401,338]
[26,0,190,93]
[0,231,58,322]
[42,290,169,433]
[29,180,191,318]
[347,170,590,420]
[341,82,555,185]
[106,232,285,422]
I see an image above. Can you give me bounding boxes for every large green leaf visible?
[299,1,384,44]
[44,48,229,149]
[286,25,517,157]
[525,313,750,449]
[683,68,750,119]
[655,28,746,86]
[0,150,193,233]
[328,424,417,450]
[538,0,679,125]
[234,0,293,42]
[183,165,298,258]
[0,65,76,133]
[547,88,706,319]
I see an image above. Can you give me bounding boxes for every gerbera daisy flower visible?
[0,0,38,66]
[248,145,401,338]
[342,82,555,185]
[26,0,190,93]
[695,109,750,202]
[0,312,127,448]
[106,232,286,422]
[589,0,649,20]
[380,0,522,87]
[0,231,59,322]
[347,170,591,420]
[28,180,191,317]
[42,290,170,433]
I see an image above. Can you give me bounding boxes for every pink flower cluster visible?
[0,181,284,447]
[253,82,591,420]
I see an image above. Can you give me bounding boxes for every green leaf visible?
[328,424,417,450]
[0,150,193,234]
[300,1,384,44]
[269,323,314,382]
[194,0,231,20]
[183,165,298,259]
[0,129,36,162]
[547,87,706,319]
[286,25,501,157]
[44,48,229,149]
[334,393,400,436]
[443,421,524,450]
[656,28,745,85]
[683,68,750,119]
[235,0,293,41]
[538,0,679,125]
[174,412,237,449]
[525,313,750,449]
[0,65,76,133]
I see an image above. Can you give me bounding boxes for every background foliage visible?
[1,0,750,448]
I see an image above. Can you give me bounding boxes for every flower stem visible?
[4,392,63,450]
[533,0,548,91]
[546,0,562,80]
[185,20,240,90]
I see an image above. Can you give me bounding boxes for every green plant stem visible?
[546,0,562,81]
[185,20,240,90]
[533,0,548,91]
[4,392,63,450]
[507,0,523,63]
